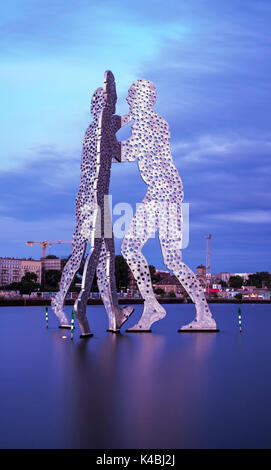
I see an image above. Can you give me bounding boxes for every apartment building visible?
[0,258,21,285]
[0,258,42,285]
[42,257,62,271]
[20,259,42,283]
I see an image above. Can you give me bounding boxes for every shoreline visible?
[0,298,270,307]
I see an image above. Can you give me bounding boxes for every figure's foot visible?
[126,302,166,332]
[80,332,94,338]
[180,318,218,331]
[74,298,92,336]
[126,323,152,333]
[51,293,69,326]
[180,301,218,331]
[107,306,134,332]
[107,328,121,334]
[116,306,134,329]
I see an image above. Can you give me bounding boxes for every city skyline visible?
[0,253,269,291]
[1,1,271,272]
[0,253,269,279]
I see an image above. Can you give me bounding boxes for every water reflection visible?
[1,304,271,448]
[66,333,165,448]
[64,331,217,448]
[193,332,216,356]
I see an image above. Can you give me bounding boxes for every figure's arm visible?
[121,113,132,127]
[111,113,132,163]
[111,113,132,133]
[120,137,139,162]
[112,136,139,163]
[111,140,121,163]
[112,113,132,131]
[121,123,154,162]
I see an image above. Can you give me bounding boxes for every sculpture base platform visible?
[107,329,121,334]
[178,328,220,333]
[126,329,152,333]
[80,333,93,338]
[59,325,72,329]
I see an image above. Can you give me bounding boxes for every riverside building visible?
[0,258,42,285]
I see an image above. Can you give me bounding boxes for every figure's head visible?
[104,70,117,114]
[90,87,106,119]
[127,79,157,113]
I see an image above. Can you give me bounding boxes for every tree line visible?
[2,258,269,295]
[227,272,271,289]
[1,255,157,295]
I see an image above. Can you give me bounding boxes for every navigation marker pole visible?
[45,306,48,328]
[238,307,242,333]
[71,309,75,340]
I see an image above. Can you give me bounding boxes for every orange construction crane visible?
[26,240,72,259]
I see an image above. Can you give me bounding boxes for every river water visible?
[0,303,270,448]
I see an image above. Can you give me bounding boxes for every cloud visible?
[1,0,271,272]
[0,141,146,259]
[0,151,79,222]
[0,214,74,259]
[172,134,271,168]
[208,210,271,224]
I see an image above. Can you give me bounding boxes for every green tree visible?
[246,272,271,288]
[149,265,155,278]
[42,270,61,290]
[22,272,38,283]
[259,272,271,288]
[2,282,21,291]
[19,281,41,295]
[220,280,228,288]
[149,265,160,284]
[115,255,129,290]
[63,256,98,292]
[183,291,191,302]
[229,276,243,289]
[168,291,176,297]
[154,287,165,296]
[14,271,41,295]
[90,272,98,292]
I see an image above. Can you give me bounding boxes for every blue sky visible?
[1,0,271,273]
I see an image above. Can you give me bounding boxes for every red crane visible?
[26,240,72,259]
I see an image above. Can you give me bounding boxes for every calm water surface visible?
[0,303,271,448]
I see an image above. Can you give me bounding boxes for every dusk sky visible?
[1,0,271,273]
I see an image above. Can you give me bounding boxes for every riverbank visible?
[1,297,271,306]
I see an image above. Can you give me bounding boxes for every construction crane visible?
[26,240,72,259]
[205,234,212,295]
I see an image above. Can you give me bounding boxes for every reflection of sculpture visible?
[120,79,217,331]
[52,71,133,335]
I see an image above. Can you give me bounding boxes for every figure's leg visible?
[159,231,217,330]
[74,238,103,336]
[99,237,134,331]
[121,201,166,331]
[96,240,115,328]
[51,239,86,327]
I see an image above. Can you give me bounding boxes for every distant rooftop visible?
[155,275,180,286]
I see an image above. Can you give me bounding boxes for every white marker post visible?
[45,306,48,328]
[71,309,75,340]
[238,307,242,333]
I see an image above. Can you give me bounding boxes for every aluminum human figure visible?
[52,71,133,335]
[120,79,217,331]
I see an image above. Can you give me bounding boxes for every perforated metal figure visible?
[52,71,133,335]
[120,79,217,331]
